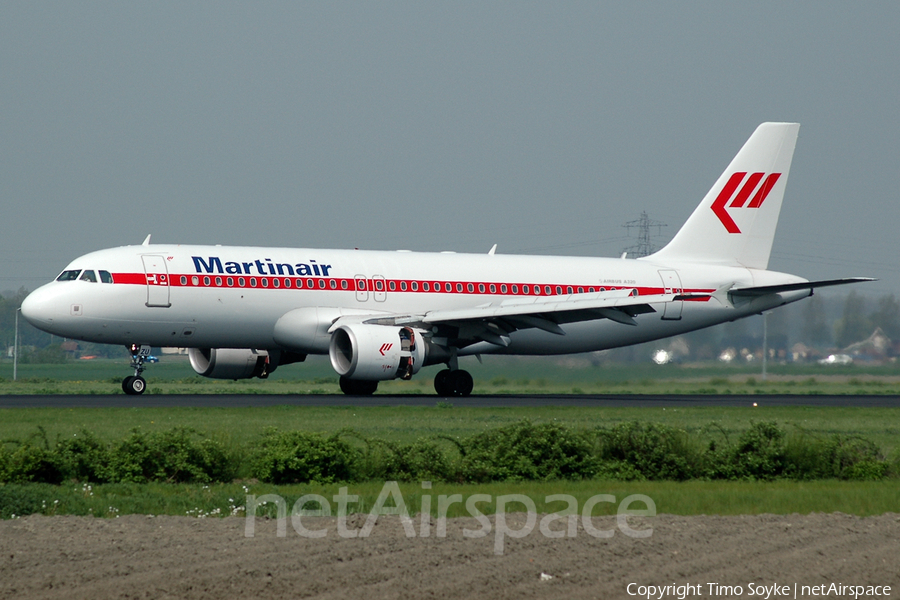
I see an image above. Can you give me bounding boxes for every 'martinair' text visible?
[192,256,333,277]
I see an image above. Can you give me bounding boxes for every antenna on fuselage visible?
[488,244,497,255]
[142,234,151,246]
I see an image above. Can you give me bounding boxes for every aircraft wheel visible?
[433,369,453,396]
[123,375,146,395]
[339,377,378,395]
[449,370,474,397]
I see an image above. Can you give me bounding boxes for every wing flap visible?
[339,289,675,343]
[418,289,670,323]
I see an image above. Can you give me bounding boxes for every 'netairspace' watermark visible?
[244,481,655,555]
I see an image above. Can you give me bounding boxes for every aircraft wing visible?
[331,288,676,348]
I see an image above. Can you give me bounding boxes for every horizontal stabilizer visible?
[730,277,876,297]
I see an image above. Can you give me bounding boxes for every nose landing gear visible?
[123,344,150,395]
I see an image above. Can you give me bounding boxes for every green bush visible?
[593,460,647,481]
[827,436,886,480]
[0,428,234,484]
[704,422,890,481]
[783,430,885,480]
[781,430,831,480]
[706,421,786,480]
[54,430,111,483]
[0,444,8,480]
[2,443,64,484]
[371,438,459,482]
[1,429,64,484]
[459,420,599,482]
[598,421,699,481]
[0,420,894,487]
[106,428,235,484]
[842,460,888,481]
[249,429,361,484]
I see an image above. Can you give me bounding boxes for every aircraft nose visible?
[20,286,57,329]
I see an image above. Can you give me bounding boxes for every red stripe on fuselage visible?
[113,273,148,285]
[110,272,714,301]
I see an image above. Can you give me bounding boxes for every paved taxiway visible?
[1,394,898,409]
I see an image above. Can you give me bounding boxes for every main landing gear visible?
[433,369,473,397]
[337,370,473,396]
[123,344,149,395]
[339,377,379,396]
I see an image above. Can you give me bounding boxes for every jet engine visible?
[188,348,305,380]
[329,324,427,381]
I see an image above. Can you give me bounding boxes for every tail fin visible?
[648,122,800,269]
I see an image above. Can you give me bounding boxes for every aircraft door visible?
[355,275,369,302]
[142,255,171,308]
[373,275,386,302]
[658,269,683,320]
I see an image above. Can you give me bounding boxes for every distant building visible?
[842,327,894,362]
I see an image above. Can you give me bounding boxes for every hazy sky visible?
[2,3,898,297]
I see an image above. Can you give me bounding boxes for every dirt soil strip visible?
[1,513,898,599]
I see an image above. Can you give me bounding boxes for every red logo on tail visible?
[712,172,781,233]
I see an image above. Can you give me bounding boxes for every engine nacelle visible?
[188,348,275,380]
[329,324,427,381]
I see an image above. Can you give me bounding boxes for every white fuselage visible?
[21,243,809,358]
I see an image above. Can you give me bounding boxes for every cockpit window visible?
[57,270,82,281]
[99,270,113,283]
[79,270,98,283]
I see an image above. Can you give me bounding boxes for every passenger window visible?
[79,270,97,283]
[99,270,113,283]
[57,270,81,281]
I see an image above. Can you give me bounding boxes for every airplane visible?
[20,122,872,396]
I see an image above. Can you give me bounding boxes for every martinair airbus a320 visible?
[21,123,871,396]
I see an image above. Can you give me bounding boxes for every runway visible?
[1,393,899,409]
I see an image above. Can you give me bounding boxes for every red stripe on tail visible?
[747,173,781,208]
[729,172,765,208]
[711,172,746,234]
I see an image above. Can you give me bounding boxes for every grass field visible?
[2,357,899,519]
[2,405,899,457]
[2,357,899,462]
[2,355,900,396]
[3,480,899,520]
